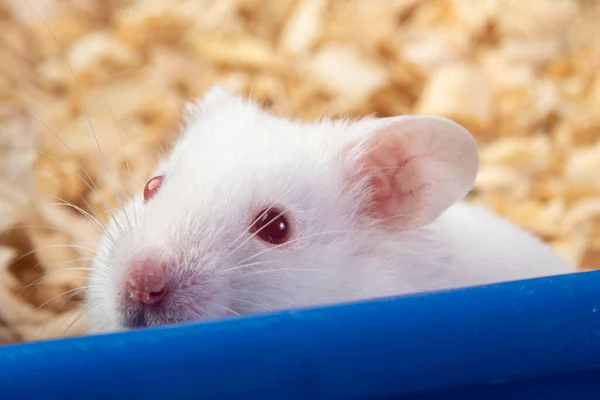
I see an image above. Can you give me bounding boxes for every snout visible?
[116,251,239,329]
[126,258,168,305]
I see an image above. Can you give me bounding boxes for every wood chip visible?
[0,0,599,345]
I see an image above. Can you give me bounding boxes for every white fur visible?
[86,87,576,333]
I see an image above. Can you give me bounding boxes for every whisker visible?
[81,99,133,231]
[21,2,130,233]
[50,286,101,314]
[16,264,103,293]
[0,140,110,229]
[223,295,272,312]
[2,223,91,237]
[36,193,117,246]
[50,294,86,315]
[34,286,91,312]
[12,243,95,265]
[220,260,277,274]
[156,136,166,157]
[24,118,124,233]
[222,187,293,260]
[96,318,112,335]
[223,204,291,263]
[104,96,138,228]
[45,201,103,231]
[222,211,269,259]
[19,261,91,280]
[231,288,295,304]
[42,198,108,232]
[212,303,241,317]
[43,199,117,249]
[372,212,421,229]
[243,268,332,277]
[35,172,108,234]
[0,142,123,248]
[41,196,117,247]
[39,193,117,248]
[84,249,120,275]
[235,212,420,267]
[226,209,283,259]
[201,309,221,321]
[60,302,98,338]
[234,229,357,267]
[220,260,275,274]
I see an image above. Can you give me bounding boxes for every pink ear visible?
[356,116,478,230]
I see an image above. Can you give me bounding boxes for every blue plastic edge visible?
[1,270,600,399]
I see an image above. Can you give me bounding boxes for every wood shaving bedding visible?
[0,0,598,344]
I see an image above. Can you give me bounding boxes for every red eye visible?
[143,175,164,202]
[250,208,292,245]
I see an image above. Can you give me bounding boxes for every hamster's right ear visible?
[347,116,479,231]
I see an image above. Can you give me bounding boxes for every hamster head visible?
[86,86,478,332]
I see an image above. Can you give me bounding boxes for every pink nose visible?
[126,258,167,305]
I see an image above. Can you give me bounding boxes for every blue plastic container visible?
[1,270,600,399]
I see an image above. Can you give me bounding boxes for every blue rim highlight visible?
[1,270,600,399]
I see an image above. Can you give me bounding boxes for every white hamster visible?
[86,86,576,333]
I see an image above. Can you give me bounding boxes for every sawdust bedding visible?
[0,0,599,344]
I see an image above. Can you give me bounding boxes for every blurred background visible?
[0,0,599,344]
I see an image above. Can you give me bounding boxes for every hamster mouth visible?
[118,299,199,329]
[121,309,148,329]
[118,300,168,329]
[116,274,235,330]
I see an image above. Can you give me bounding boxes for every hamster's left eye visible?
[143,175,164,202]
[250,207,292,245]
